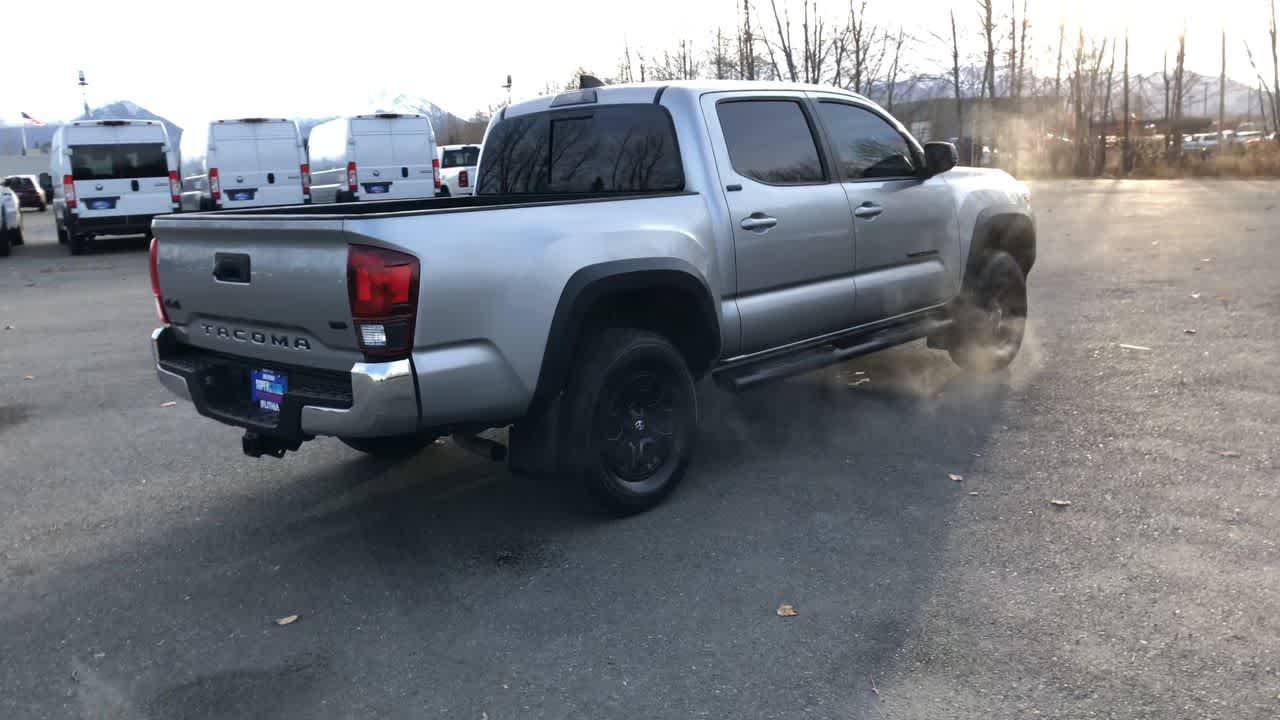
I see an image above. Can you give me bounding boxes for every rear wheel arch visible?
[528,259,721,416]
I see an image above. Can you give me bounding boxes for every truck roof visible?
[503,80,872,118]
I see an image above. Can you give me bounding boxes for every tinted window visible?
[717,100,824,184]
[476,105,683,195]
[70,144,168,180]
[6,176,34,189]
[442,147,480,168]
[818,102,918,179]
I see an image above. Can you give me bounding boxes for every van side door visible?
[812,97,960,326]
[701,92,856,357]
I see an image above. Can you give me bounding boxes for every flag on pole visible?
[21,112,45,127]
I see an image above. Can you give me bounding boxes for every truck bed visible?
[179,189,693,219]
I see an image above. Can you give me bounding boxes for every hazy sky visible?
[1,0,1274,130]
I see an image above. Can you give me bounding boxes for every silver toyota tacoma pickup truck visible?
[150,80,1035,513]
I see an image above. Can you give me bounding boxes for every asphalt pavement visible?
[1,181,1278,719]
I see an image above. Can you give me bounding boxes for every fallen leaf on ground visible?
[968,491,979,496]
[776,604,797,618]
[948,473,963,482]
[3,325,11,330]
[1049,499,1073,508]
[275,614,299,626]
[160,401,177,408]
[1200,258,1213,262]
[1216,450,1241,458]
[1117,344,1151,351]
[1183,329,1197,335]
[1190,293,1201,299]
[848,378,870,387]
[23,375,35,380]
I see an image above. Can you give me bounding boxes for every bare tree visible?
[1054,20,1065,105]
[1098,42,1116,174]
[768,0,799,81]
[979,0,997,99]
[739,0,758,80]
[1123,28,1132,173]
[951,10,964,143]
[886,29,906,111]
[1245,40,1276,134]
[1172,29,1186,160]
[1219,29,1227,132]
[849,1,871,93]
[1162,51,1171,122]
[1016,0,1029,98]
[1007,0,1018,96]
[1271,0,1279,125]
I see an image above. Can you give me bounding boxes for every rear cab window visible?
[716,100,825,184]
[70,144,168,180]
[476,104,683,195]
[441,147,480,168]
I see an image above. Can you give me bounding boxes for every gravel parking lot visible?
[2,181,1278,719]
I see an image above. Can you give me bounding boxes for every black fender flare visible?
[527,258,720,415]
[965,205,1036,287]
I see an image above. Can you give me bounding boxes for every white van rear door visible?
[213,122,304,207]
[351,117,436,200]
[70,138,173,218]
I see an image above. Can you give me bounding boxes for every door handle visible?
[741,213,778,231]
[853,203,883,219]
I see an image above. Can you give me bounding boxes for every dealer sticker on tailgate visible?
[251,369,288,413]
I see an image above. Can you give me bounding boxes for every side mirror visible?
[924,142,958,176]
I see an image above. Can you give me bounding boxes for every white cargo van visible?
[307,113,440,203]
[51,119,180,255]
[180,118,309,212]
[437,144,480,197]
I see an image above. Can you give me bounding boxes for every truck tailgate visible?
[152,216,364,372]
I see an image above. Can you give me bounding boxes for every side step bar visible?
[715,318,953,391]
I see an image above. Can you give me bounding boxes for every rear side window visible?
[476,105,683,195]
[70,144,168,180]
[7,176,34,189]
[441,147,480,168]
[717,100,824,185]
[817,102,918,179]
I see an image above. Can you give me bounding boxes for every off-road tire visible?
[340,433,438,457]
[10,226,23,245]
[948,251,1027,372]
[68,234,88,256]
[564,328,698,515]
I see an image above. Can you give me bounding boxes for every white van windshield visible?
[71,143,168,180]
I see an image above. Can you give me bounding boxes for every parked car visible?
[0,184,23,256]
[180,118,309,212]
[1183,132,1219,156]
[2,174,47,211]
[307,113,440,203]
[149,80,1035,514]
[436,143,480,197]
[51,119,181,255]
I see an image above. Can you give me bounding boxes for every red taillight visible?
[347,244,419,360]
[168,170,181,204]
[458,169,469,188]
[300,163,311,197]
[149,236,170,324]
[347,161,358,193]
[62,174,76,209]
[432,158,441,189]
[208,167,221,201]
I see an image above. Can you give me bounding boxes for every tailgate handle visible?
[401,166,408,178]
[130,179,139,192]
[213,253,251,284]
[267,172,275,184]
